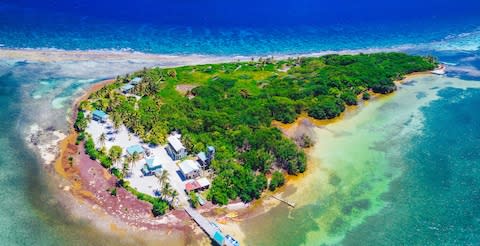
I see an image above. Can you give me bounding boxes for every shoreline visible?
[52,78,210,245]
[0,45,410,64]
[49,56,438,244]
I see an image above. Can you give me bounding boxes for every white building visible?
[179,160,200,180]
[166,135,187,160]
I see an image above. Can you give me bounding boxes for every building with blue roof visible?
[126,144,144,156]
[130,77,142,85]
[142,157,162,176]
[92,110,108,122]
[213,231,225,245]
[197,151,207,168]
[121,84,135,94]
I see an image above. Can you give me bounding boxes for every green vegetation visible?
[74,111,88,132]
[84,136,112,168]
[109,187,117,196]
[121,180,169,216]
[189,191,200,208]
[362,91,371,100]
[82,52,436,206]
[269,171,286,191]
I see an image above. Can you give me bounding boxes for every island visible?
[64,52,436,244]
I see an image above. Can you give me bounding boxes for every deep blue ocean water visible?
[1,0,480,55]
[1,1,480,245]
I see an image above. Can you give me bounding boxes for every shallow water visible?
[240,75,480,245]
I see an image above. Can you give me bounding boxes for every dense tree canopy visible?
[85,52,436,205]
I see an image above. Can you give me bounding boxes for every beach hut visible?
[126,144,145,157]
[92,110,108,122]
[120,84,134,94]
[197,152,208,168]
[185,177,210,192]
[197,177,210,189]
[130,77,142,85]
[142,156,162,175]
[179,160,200,180]
[166,135,187,160]
[213,231,225,246]
[185,180,201,193]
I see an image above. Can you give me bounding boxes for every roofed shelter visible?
[92,110,108,122]
[166,135,187,160]
[179,160,200,180]
[130,77,142,85]
[126,144,144,157]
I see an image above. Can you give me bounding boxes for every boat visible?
[431,64,446,75]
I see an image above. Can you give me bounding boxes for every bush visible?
[307,96,345,119]
[152,199,169,216]
[110,167,122,179]
[362,92,371,100]
[76,132,86,141]
[74,110,88,132]
[110,187,117,196]
[371,81,396,94]
[269,171,285,191]
[84,136,112,168]
[189,192,199,208]
[340,91,358,106]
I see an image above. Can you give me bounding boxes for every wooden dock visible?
[184,207,237,246]
[270,195,296,208]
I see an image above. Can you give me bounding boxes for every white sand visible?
[86,117,189,205]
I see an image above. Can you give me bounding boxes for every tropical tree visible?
[130,152,140,169]
[98,133,106,147]
[189,192,199,208]
[170,190,179,207]
[109,145,122,167]
[122,159,130,178]
[157,170,169,188]
[161,182,172,200]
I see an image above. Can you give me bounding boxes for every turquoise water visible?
[343,87,480,245]
[239,75,480,246]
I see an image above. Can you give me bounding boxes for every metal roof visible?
[197,152,207,162]
[197,177,210,187]
[167,135,186,152]
[126,144,144,155]
[145,157,162,169]
[92,110,107,119]
[121,84,134,91]
[179,160,200,175]
[131,77,142,84]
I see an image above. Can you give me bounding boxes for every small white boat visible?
[431,64,446,75]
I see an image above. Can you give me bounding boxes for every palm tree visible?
[161,182,172,200]
[170,190,178,206]
[130,152,140,169]
[98,133,106,147]
[157,170,169,188]
[109,145,122,167]
[122,159,130,178]
[112,113,122,131]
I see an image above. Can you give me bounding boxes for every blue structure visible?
[126,144,144,156]
[142,157,162,175]
[92,110,108,122]
[197,151,207,168]
[213,231,225,245]
[120,84,134,93]
[130,77,142,85]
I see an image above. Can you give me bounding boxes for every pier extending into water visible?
[184,207,238,246]
[270,195,296,208]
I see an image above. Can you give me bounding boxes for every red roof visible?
[185,181,201,192]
